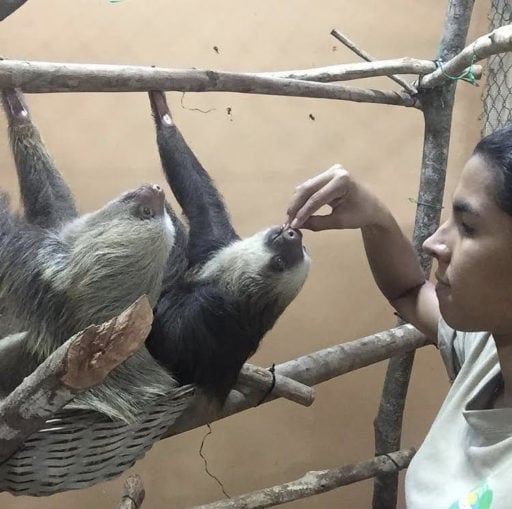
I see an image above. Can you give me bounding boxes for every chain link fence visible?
[483,0,512,135]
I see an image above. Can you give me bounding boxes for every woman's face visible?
[423,154,512,334]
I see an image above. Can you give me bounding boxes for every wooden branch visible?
[187,448,415,509]
[420,23,512,89]
[0,0,29,21]
[372,2,475,508]
[163,324,427,439]
[255,58,481,83]
[274,325,427,386]
[372,350,416,508]
[330,29,417,95]
[235,363,315,407]
[0,60,418,107]
[118,475,146,509]
[0,296,153,463]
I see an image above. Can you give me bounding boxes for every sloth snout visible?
[137,184,166,216]
[283,227,302,241]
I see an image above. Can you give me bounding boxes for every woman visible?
[286,125,512,508]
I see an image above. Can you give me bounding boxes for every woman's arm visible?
[287,164,440,343]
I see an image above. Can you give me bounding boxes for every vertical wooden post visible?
[372,1,475,507]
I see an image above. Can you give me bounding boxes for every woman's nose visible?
[422,224,451,261]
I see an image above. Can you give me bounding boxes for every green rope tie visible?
[408,197,444,210]
[434,52,478,86]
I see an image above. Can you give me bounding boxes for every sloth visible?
[1,88,310,413]
[145,91,310,404]
[0,88,192,422]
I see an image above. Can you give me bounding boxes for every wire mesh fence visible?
[483,0,512,135]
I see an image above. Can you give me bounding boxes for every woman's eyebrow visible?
[453,199,480,217]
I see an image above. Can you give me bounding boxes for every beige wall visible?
[0,1,489,508]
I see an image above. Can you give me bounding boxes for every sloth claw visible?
[1,88,30,123]
[148,90,174,127]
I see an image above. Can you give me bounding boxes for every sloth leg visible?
[148,90,239,266]
[1,88,78,229]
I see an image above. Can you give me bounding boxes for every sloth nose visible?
[283,227,302,240]
[138,184,165,216]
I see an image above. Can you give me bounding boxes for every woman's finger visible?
[286,164,346,224]
[291,170,350,228]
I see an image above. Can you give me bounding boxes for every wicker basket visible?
[0,385,195,496]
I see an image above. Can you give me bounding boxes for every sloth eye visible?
[139,205,155,220]
[270,255,286,273]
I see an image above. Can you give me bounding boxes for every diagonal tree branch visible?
[0,296,153,463]
[186,448,415,509]
[419,23,512,89]
[330,29,418,95]
[164,325,428,439]
[255,58,481,83]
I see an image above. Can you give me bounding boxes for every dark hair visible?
[474,123,512,215]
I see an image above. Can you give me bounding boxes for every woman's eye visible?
[460,221,475,236]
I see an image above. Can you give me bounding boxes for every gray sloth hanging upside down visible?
[0,88,192,422]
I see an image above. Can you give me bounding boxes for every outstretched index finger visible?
[288,165,349,228]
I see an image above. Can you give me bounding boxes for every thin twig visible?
[330,29,417,94]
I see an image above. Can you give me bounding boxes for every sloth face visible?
[264,225,307,273]
[60,184,175,246]
[47,184,176,315]
[119,184,167,221]
[195,225,310,304]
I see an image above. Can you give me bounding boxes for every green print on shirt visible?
[448,482,493,509]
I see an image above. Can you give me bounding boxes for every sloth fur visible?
[145,91,310,403]
[0,89,192,422]
[0,88,310,415]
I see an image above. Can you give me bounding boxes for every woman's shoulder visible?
[438,318,493,381]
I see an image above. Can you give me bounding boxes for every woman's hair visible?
[474,123,512,215]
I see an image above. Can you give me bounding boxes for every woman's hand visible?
[286,164,440,342]
[286,164,385,231]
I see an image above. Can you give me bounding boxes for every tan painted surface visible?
[0,1,489,507]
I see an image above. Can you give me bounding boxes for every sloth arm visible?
[1,88,78,229]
